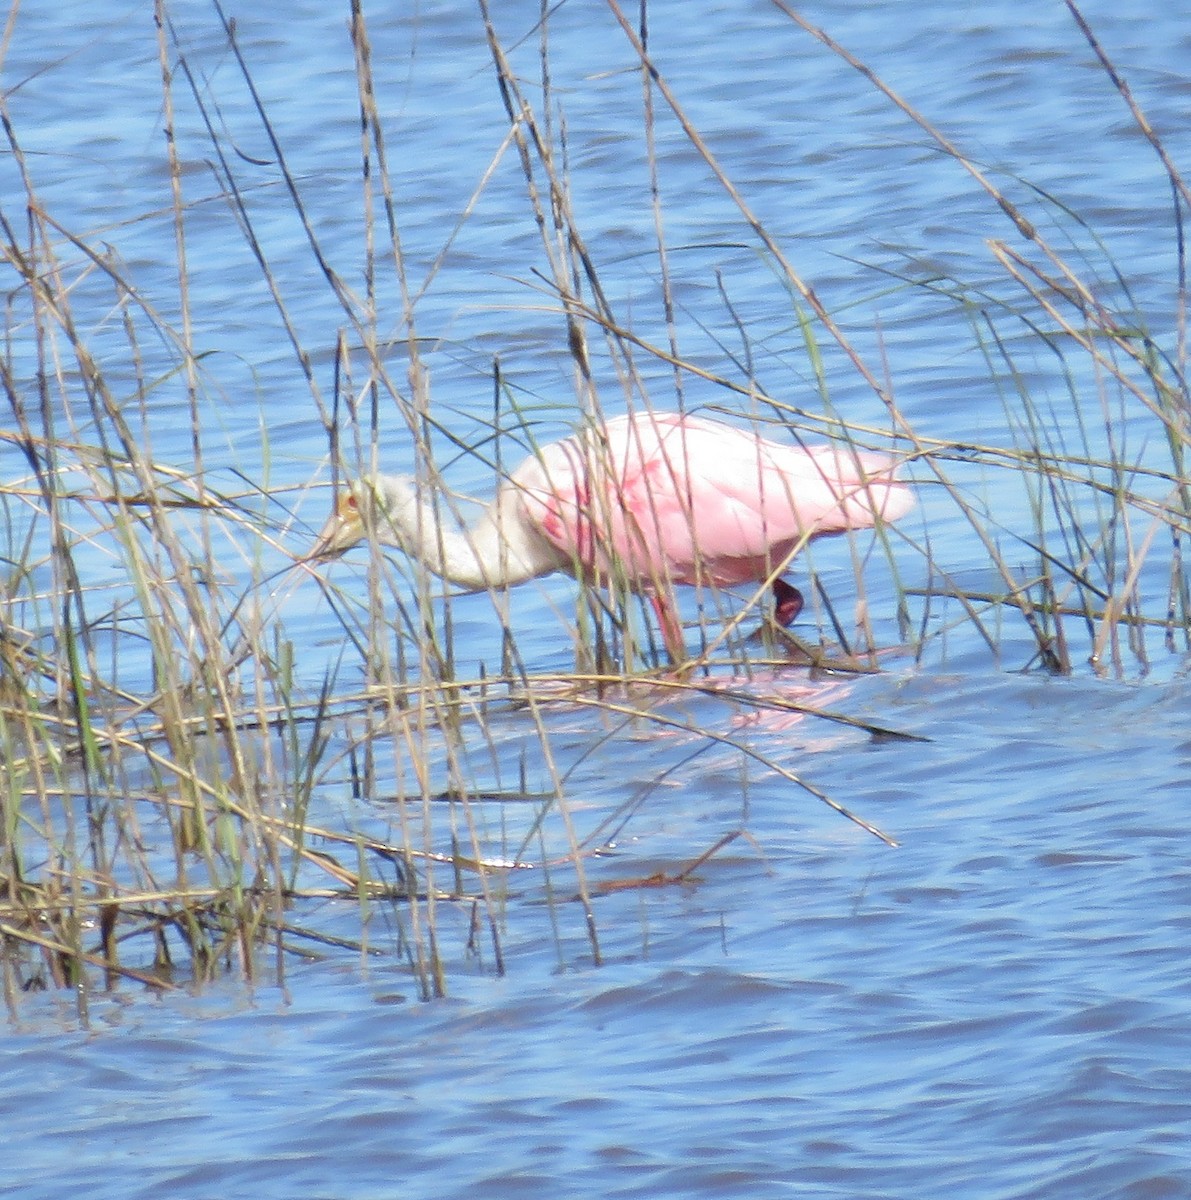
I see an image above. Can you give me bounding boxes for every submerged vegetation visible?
[1,0,1187,1010]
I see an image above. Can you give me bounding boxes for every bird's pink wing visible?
[511,414,709,581]
[608,416,912,586]
[515,413,911,588]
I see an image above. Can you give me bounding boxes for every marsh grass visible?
[1,1,1187,1010]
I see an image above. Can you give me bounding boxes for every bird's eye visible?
[345,494,358,513]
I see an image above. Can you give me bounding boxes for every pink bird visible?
[311,410,913,659]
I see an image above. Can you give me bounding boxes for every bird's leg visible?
[772,578,804,627]
[648,592,687,664]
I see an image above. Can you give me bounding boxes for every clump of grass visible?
[764,0,1190,674]
[2,1,1185,1013]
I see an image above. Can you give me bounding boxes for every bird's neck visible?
[396,485,560,592]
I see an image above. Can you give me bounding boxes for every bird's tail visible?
[807,445,914,533]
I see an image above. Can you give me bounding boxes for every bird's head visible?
[308,474,416,560]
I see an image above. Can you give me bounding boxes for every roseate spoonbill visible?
[310,410,912,659]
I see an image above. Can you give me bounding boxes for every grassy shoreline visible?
[2,1,1187,1010]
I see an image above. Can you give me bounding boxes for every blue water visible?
[4,2,1191,1197]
